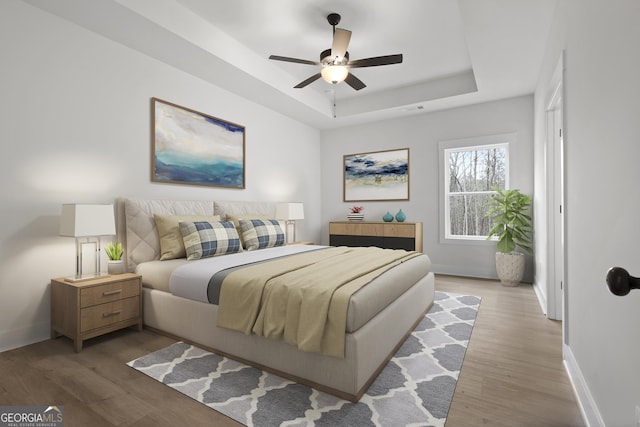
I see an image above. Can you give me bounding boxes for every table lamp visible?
[60,203,116,282]
[276,202,304,244]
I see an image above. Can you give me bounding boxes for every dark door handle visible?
[606,267,640,296]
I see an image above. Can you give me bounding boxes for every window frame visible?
[438,133,515,244]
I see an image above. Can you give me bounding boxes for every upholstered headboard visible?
[115,198,278,272]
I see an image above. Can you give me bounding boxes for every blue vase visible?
[395,209,406,222]
[382,212,393,222]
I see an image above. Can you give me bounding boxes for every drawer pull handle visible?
[102,289,122,296]
[102,310,122,318]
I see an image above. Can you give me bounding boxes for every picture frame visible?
[343,148,410,201]
[151,98,246,189]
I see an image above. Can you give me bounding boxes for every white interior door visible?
[545,54,565,323]
[553,107,564,320]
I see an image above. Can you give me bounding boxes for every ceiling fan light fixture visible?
[269,13,401,90]
[321,65,349,84]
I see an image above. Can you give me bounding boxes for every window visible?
[439,134,512,241]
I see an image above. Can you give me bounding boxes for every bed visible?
[116,198,434,402]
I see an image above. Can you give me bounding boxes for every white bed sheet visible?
[169,244,327,303]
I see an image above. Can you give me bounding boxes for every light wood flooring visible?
[437,275,583,427]
[0,275,584,426]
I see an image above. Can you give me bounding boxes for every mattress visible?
[135,245,431,334]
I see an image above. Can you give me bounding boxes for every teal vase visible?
[395,209,406,222]
[382,212,393,222]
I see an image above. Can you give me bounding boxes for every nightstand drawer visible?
[80,296,140,332]
[80,279,140,308]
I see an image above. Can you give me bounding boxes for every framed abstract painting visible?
[151,98,246,189]
[343,148,410,201]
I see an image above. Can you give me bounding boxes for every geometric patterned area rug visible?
[127,291,480,427]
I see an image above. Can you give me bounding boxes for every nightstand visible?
[50,273,142,352]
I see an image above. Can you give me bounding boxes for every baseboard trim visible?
[0,320,51,353]
[431,263,496,280]
[532,281,548,316]
[563,344,605,427]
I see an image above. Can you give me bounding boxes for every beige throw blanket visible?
[216,246,420,357]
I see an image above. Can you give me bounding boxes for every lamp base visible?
[64,272,111,283]
[285,220,296,244]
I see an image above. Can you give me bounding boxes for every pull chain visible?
[332,90,337,118]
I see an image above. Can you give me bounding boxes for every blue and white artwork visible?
[344,148,409,201]
[152,98,245,189]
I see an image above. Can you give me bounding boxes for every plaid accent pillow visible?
[154,214,221,260]
[179,221,242,260]
[239,219,285,251]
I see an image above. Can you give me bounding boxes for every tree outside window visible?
[445,143,508,239]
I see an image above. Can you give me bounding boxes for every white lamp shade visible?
[60,204,116,237]
[321,66,349,84]
[276,203,304,221]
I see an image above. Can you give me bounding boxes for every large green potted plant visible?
[485,188,533,286]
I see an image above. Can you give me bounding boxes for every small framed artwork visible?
[151,98,246,189]
[344,148,410,201]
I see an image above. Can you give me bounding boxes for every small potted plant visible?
[485,188,533,286]
[105,241,125,275]
[347,206,365,221]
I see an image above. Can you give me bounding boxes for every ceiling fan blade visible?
[344,72,366,91]
[269,55,320,66]
[348,54,403,68]
[294,73,322,88]
[331,28,352,60]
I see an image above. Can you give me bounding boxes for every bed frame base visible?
[141,272,434,402]
[145,300,432,403]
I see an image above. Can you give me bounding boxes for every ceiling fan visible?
[269,13,403,91]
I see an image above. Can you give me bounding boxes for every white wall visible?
[0,2,321,352]
[535,1,640,425]
[320,96,534,280]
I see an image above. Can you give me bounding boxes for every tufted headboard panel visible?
[213,200,277,219]
[116,198,215,272]
[115,198,279,272]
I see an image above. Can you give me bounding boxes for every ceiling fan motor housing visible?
[320,48,349,65]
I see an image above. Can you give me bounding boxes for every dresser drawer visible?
[80,279,140,308]
[330,222,384,236]
[383,223,416,238]
[80,296,140,332]
[329,221,423,252]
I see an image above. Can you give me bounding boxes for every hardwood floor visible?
[437,275,584,427]
[0,275,584,426]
